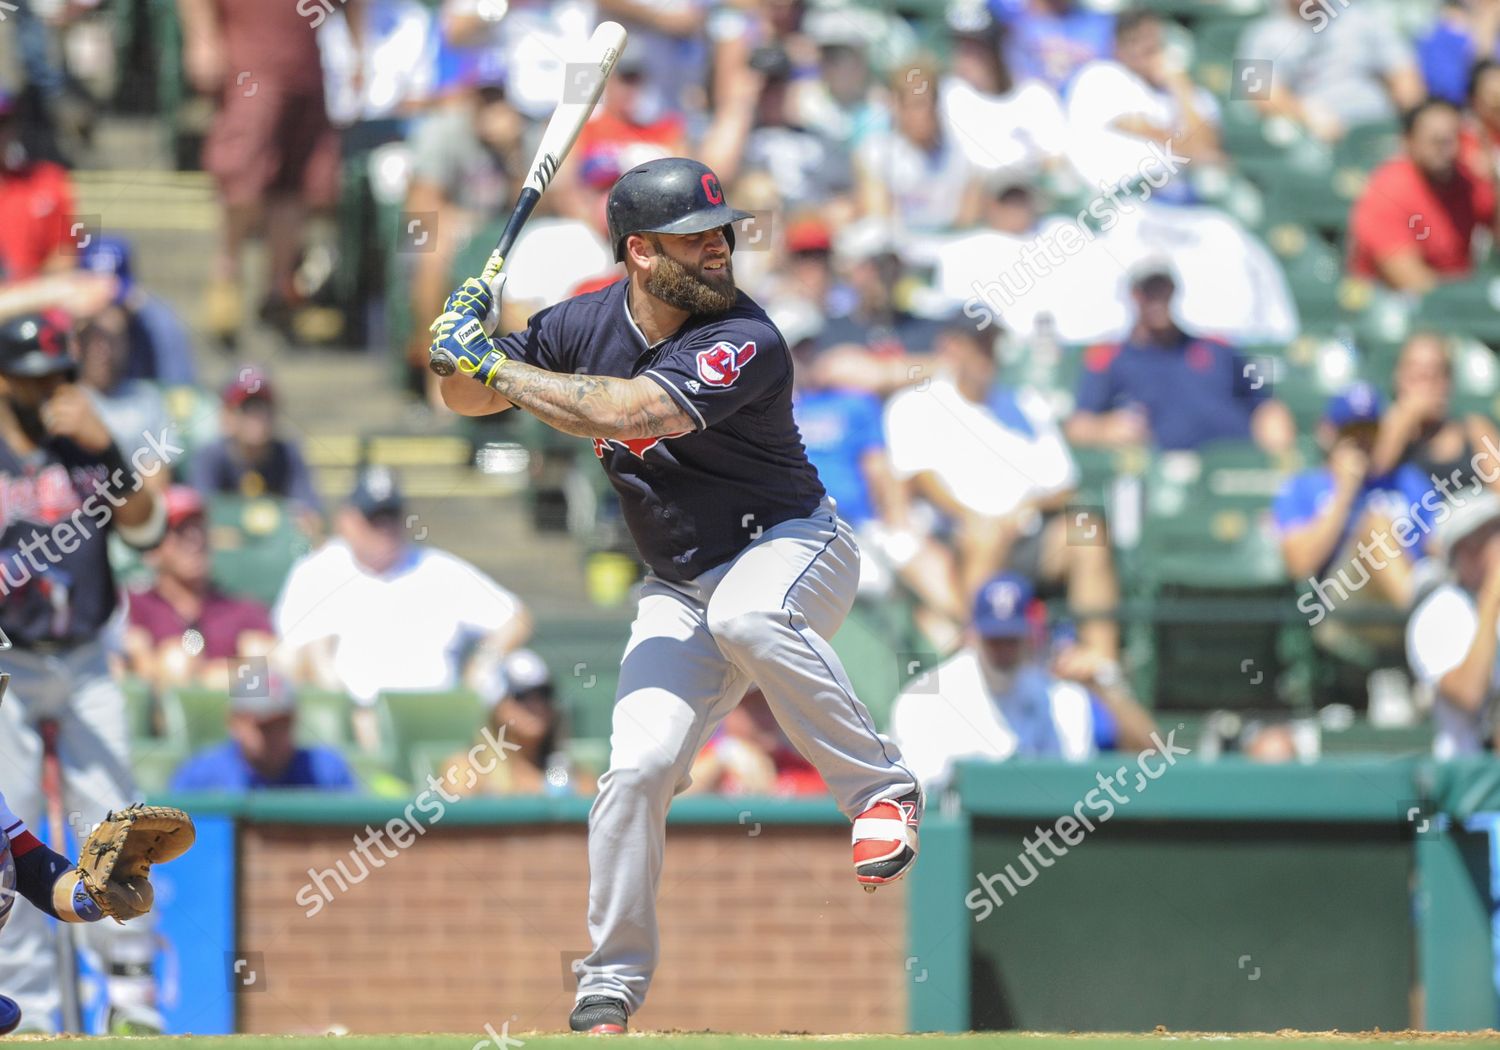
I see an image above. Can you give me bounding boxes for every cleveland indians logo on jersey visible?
[695,340,756,388]
[593,431,691,460]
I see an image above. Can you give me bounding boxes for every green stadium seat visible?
[160,685,229,753]
[133,743,188,797]
[295,688,355,751]
[829,595,923,733]
[526,620,629,742]
[376,689,485,787]
[121,676,157,742]
[1260,334,1364,430]
[1319,719,1434,755]
[1413,273,1500,347]
[207,495,310,607]
[407,739,471,789]
[347,751,410,797]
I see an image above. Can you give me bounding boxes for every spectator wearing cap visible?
[884,322,1121,658]
[168,674,358,791]
[1407,493,1500,756]
[273,466,532,749]
[0,89,76,281]
[188,368,322,526]
[940,5,1069,180]
[403,70,526,384]
[854,55,982,235]
[890,572,1157,793]
[1276,384,1437,639]
[806,219,945,396]
[124,486,275,693]
[1419,3,1500,107]
[74,303,173,471]
[996,0,1115,96]
[1371,332,1500,496]
[1066,9,1223,204]
[444,649,595,796]
[1237,0,1423,143]
[77,236,196,386]
[1350,99,1496,295]
[1067,261,1296,454]
[178,0,341,346]
[573,49,687,176]
[765,216,839,316]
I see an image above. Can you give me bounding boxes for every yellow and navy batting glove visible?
[429,309,509,387]
[442,276,494,321]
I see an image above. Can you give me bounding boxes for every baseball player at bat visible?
[0,661,195,1036]
[430,157,922,1035]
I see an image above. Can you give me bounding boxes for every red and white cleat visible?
[853,788,922,891]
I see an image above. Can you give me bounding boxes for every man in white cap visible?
[1406,492,1500,756]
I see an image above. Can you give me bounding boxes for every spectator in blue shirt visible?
[1418,2,1500,106]
[993,0,1115,97]
[1276,384,1437,639]
[170,676,357,792]
[1065,259,1296,454]
[78,235,197,386]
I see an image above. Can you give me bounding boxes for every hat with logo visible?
[972,573,1037,639]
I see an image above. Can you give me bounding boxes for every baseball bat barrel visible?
[429,21,628,378]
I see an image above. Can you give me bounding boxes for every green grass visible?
[11,1035,1499,1050]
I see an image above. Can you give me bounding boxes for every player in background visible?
[0,634,193,1037]
[429,157,922,1035]
[0,313,171,1033]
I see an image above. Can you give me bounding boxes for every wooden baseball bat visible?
[429,21,628,377]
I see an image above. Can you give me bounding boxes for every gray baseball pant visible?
[575,501,918,1014]
[0,641,159,1032]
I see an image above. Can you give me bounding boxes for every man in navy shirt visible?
[1066,260,1296,453]
[429,157,921,1035]
[170,676,356,792]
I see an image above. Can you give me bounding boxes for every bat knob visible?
[428,350,459,377]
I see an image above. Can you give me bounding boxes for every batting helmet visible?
[0,312,75,379]
[606,157,753,263]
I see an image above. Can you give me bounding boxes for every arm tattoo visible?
[487,361,695,440]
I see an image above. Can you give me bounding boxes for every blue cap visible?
[78,235,134,298]
[972,573,1036,638]
[349,465,404,519]
[1325,382,1384,427]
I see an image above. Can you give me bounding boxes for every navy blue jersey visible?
[496,278,826,582]
[0,436,130,647]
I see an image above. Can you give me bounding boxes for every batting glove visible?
[429,310,509,387]
[442,276,495,321]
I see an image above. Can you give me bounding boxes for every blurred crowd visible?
[3,0,1500,809]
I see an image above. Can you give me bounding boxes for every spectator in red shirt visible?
[687,689,828,797]
[1460,59,1500,186]
[0,90,76,281]
[1350,98,1496,293]
[124,485,275,693]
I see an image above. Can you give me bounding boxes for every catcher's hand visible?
[78,804,196,923]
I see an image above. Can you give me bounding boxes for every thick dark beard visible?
[645,249,739,315]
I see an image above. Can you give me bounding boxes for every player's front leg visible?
[703,510,923,890]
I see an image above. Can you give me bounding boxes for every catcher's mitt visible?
[77,805,196,923]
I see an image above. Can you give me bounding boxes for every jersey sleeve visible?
[643,320,790,431]
[492,300,570,373]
